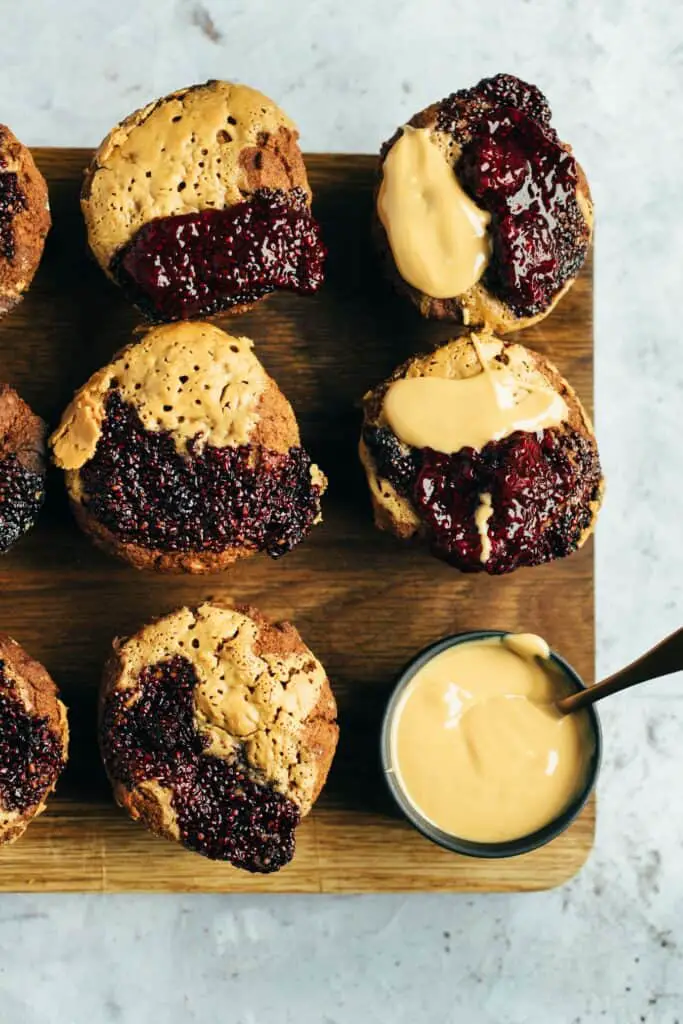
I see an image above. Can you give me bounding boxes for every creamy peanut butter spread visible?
[50,322,267,470]
[377,126,491,299]
[474,492,493,564]
[382,332,568,454]
[111,603,329,813]
[83,81,303,268]
[390,633,594,843]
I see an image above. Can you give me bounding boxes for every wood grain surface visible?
[0,150,595,892]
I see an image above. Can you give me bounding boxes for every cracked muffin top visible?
[0,633,68,845]
[0,383,47,554]
[82,80,326,321]
[99,602,338,872]
[0,125,51,317]
[360,331,604,575]
[50,321,327,573]
[375,73,593,333]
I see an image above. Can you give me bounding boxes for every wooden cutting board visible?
[0,150,595,892]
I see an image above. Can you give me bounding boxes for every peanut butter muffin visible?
[376,73,593,332]
[0,126,50,316]
[0,384,47,553]
[100,602,338,872]
[0,634,68,844]
[50,322,326,573]
[82,80,326,322]
[360,331,603,574]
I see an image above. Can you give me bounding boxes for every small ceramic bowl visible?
[380,630,602,858]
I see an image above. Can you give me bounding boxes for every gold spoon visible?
[558,628,683,714]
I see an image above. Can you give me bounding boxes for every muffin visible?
[375,73,593,333]
[50,321,326,573]
[99,602,338,872]
[360,331,603,574]
[82,80,326,322]
[0,125,51,316]
[0,384,47,553]
[0,634,68,844]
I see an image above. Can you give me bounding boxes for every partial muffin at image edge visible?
[99,601,338,872]
[0,634,68,844]
[49,321,327,573]
[360,330,604,575]
[375,73,593,333]
[81,79,326,322]
[0,125,51,317]
[0,383,47,554]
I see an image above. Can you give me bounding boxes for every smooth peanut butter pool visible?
[390,634,595,844]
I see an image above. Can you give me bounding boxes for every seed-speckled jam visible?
[0,661,63,813]
[0,453,45,554]
[100,654,300,871]
[364,425,602,574]
[437,73,555,142]
[433,73,589,317]
[111,188,326,322]
[0,171,27,261]
[79,391,322,558]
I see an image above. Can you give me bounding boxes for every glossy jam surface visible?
[112,188,326,321]
[79,391,323,557]
[101,655,300,871]
[364,426,601,574]
[0,171,26,261]
[0,662,62,813]
[435,73,589,317]
[458,106,587,316]
[0,453,45,554]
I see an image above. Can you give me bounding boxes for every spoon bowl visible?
[381,630,602,859]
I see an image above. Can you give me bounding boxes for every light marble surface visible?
[1,0,682,1020]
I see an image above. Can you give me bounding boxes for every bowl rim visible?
[380,629,602,859]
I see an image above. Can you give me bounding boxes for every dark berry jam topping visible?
[432,74,589,317]
[79,390,322,558]
[101,654,300,871]
[457,106,589,316]
[0,172,27,261]
[0,662,63,813]
[436,73,555,143]
[111,188,326,322]
[0,453,45,554]
[364,425,601,575]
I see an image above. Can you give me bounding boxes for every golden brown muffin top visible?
[0,125,51,312]
[0,383,46,475]
[361,331,600,544]
[50,322,302,471]
[377,79,593,334]
[105,602,337,815]
[82,80,310,268]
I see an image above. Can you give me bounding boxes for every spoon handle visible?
[558,627,683,713]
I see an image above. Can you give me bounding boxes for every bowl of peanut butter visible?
[381,630,601,858]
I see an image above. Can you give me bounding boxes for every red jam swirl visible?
[457,106,588,316]
[364,425,601,574]
[100,655,300,871]
[111,188,326,321]
[434,73,589,317]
